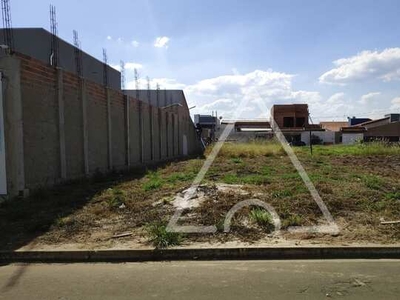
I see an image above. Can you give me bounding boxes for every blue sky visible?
[10,0,400,121]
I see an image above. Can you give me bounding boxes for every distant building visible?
[362,114,400,142]
[348,117,372,126]
[341,127,366,144]
[217,120,273,142]
[270,104,324,143]
[270,104,309,129]
[194,114,221,142]
[320,121,348,132]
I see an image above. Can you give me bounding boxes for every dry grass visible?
[212,141,285,158]
[296,141,400,156]
[2,141,400,249]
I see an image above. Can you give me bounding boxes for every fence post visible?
[81,79,89,175]
[125,95,130,167]
[106,88,113,169]
[138,101,143,163]
[1,57,25,196]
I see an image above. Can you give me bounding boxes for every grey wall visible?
[0,28,121,90]
[123,90,187,108]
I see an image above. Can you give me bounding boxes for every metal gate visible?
[0,72,7,195]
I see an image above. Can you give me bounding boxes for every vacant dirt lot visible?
[1,142,399,250]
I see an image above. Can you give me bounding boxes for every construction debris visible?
[381,220,400,225]
[111,232,133,239]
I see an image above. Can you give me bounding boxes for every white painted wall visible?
[342,133,364,145]
[301,131,336,145]
[0,73,7,194]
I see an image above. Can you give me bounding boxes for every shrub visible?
[106,188,126,209]
[146,222,182,248]
[166,172,195,183]
[231,157,243,164]
[249,207,274,231]
[143,172,163,191]
[385,192,400,200]
[361,175,384,190]
[282,215,303,228]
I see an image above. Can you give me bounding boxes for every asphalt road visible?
[1,260,399,299]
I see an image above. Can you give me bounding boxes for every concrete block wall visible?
[128,99,141,165]
[1,53,202,196]
[19,54,60,187]
[63,71,84,178]
[141,102,151,162]
[86,80,108,172]
[160,110,167,159]
[110,89,126,169]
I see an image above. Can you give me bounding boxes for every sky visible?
[9,0,400,121]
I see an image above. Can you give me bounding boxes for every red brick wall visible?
[12,52,202,190]
[19,54,60,187]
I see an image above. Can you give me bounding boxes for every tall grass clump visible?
[143,171,163,191]
[215,141,284,158]
[249,207,275,232]
[146,222,182,248]
[303,141,400,156]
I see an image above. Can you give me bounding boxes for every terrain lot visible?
[1,141,399,250]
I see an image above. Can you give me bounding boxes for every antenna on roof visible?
[1,0,13,53]
[102,48,108,86]
[156,83,160,107]
[73,30,82,76]
[120,60,125,90]
[134,68,139,99]
[146,76,151,104]
[49,4,59,66]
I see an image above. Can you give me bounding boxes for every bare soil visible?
[1,146,399,250]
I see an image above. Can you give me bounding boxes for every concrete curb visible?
[1,247,400,263]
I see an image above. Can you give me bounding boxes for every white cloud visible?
[183,70,321,119]
[391,97,400,109]
[319,48,400,84]
[326,92,346,104]
[154,36,170,48]
[119,69,393,121]
[125,62,143,70]
[131,40,139,47]
[117,37,123,43]
[359,92,381,105]
[106,35,112,40]
[291,91,322,104]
